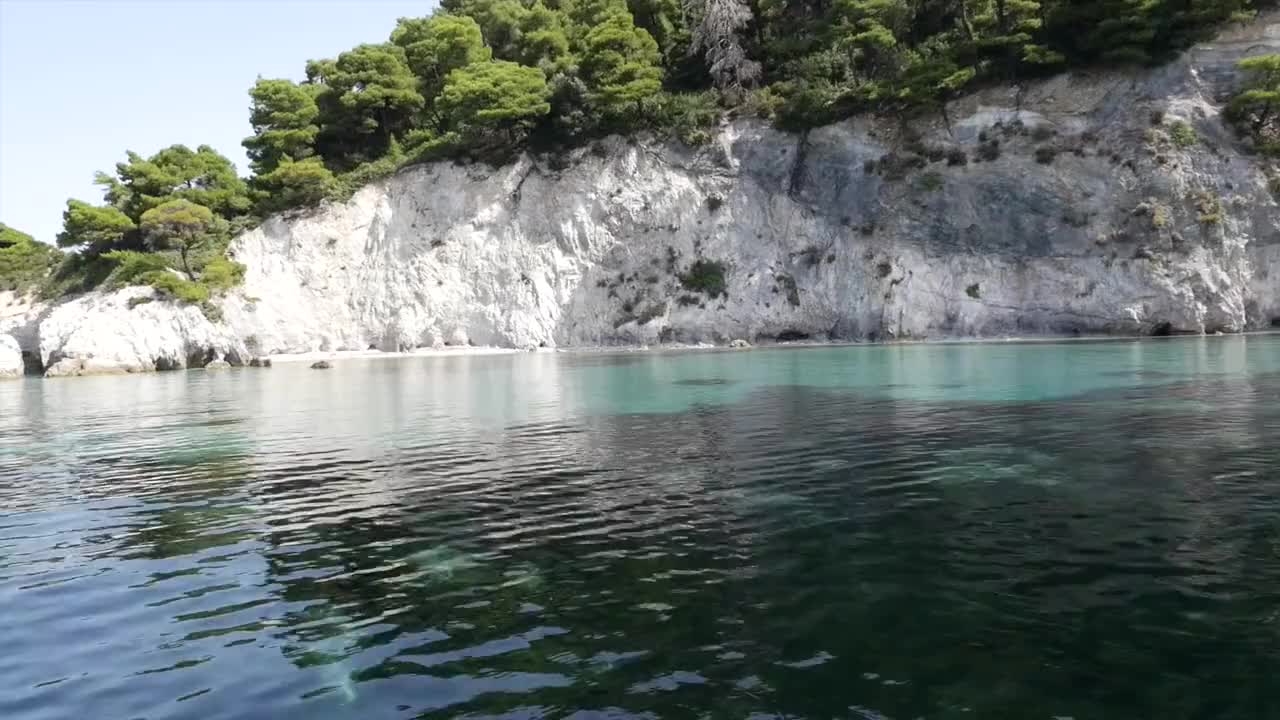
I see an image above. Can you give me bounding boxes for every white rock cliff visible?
[0,334,21,380]
[5,16,1280,375]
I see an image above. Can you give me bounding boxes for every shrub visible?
[1151,205,1171,229]
[200,257,246,292]
[679,259,728,297]
[103,250,170,285]
[1195,191,1223,224]
[946,148,968,166]
[644,91,720,146]
[140,270,210,304]
[0,230,62,293]
[977,140,1001,162]
[1169,120,1198,148]
[918,171,944,191]
[1034,147,1058,164]
[39,253,117,299]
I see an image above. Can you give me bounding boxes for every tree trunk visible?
[179,242,194,280]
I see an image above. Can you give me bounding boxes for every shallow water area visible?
[4,335,1280,719]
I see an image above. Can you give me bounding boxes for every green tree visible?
[441,0,531,59]
[0,223,35,248]
[1047,0,1156,65]
[516,2,574,73]
[1228,54,1280,153]
[0,224,61,293]
[832,0,911,91]
[101,145,252,221]
[139,200,220,279]
[579,10,664,120]
[391,14,493,102]
[628,0,687,59]
[253,157,339,212]
[243,78,321,175]
[325,44,425,156]
[55,200,136,252]
[970,0,1062,79]
[439,60,552,149]
[1161,0,1256,51]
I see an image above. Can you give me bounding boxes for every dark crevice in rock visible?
[20,351,43,376]
[510,162,536,208]
[775,330,812,342]
[787,131,810,200]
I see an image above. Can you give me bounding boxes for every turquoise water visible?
[4,336,1280,719]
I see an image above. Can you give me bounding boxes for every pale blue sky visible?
[0,0,435,244]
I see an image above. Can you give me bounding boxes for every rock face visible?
[0,334,22,379]
[8,16,1280,375]
[217,15,1280,351]
[38,288,247,377]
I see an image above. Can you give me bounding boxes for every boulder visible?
[0,334,22,379]
[45,357,137,378]
[249,357,273,368]
[310,360,333,369]
[729,339,751,349]
[37,287,246,375]
[205,359,232,370]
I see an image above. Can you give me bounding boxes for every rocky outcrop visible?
[0,334,22,379]
[8,15,1280,375]
[38,287,247,377]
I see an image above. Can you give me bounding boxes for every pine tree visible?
[579,10,665,121]
[243,78,321,175]
[439,60,553,149]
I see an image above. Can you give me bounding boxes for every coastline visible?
[265,346,528,364]
[265,329,1279,364]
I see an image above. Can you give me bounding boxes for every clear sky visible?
[0,0,435,244]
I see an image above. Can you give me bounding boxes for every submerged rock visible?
[310,360,332,369]
[45,357,136,378]
[0,334,22,379]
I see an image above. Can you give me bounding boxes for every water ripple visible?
[4,339,1280,718]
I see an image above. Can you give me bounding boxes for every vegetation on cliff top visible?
[15,0,1274,303]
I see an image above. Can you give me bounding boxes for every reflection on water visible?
[3,336,1280,719]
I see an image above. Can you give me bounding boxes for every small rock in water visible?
[310,360,333,370]
[204,359,232,370]
[249,357,273,368]
[729,338,751,349]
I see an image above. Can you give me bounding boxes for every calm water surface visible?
[5,337,1280,719]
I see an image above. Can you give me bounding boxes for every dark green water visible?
[5,337,1280,720]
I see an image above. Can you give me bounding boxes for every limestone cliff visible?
[0,334,21,379]
[4,16,1280,375]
